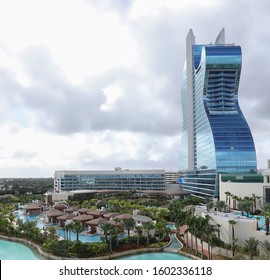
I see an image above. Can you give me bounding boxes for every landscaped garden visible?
[1,192,270,260]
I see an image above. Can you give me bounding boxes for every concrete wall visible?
[219,181,263,208]
[200,210,270,254]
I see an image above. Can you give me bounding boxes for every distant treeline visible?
[0,178,54,195]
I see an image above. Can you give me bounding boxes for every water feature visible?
[0,239,47,260]
[115,252,191,260]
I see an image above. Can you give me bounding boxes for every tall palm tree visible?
[243,237,259,260]
[251,194,260,213]
[256,216,261,231]
[134,226,143,248]
[114,217,121,248]
[262,203,270,235]
[109,227,115,253]
[228,220,237,258]
[62,223,72,240]
[225,191,232,210]
[232,195,239,210]
[215,224,221,240]
[99,222,112,243]
[143,221,154,247]
[194,216,208,259]
[155,220,166,243]
[72,221,85,241]
[123,218,135,237]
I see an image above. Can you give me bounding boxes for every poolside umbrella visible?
[77,208,91,214]
[56,213,76,227]
[72,214,94,226]
[86,210,107,218]
[116,214,133,220]
[85,217,107,234]
[54,203,68,211]
[65,206,78,213]
[85,217,107,227]
[57,213,76,221]
[25,203,42,215]
[46,210,64,224]
[103,212,120,220]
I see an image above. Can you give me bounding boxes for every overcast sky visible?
[0,0,269,177]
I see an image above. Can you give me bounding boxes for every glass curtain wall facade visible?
[54,170,166,192]
[179,29,257,198]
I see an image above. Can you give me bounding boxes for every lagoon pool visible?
[0,239,47,260]
[115,252,191,260]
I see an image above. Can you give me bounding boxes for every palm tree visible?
[47,225,58,240]
[243,237,259,260]
[256,216,261,231]
[204,197,214,212]
[232,195,239,210]
[99,222,112,242]
[155,220,166,243]
[238,199,253,217]
[185,214,195,250]
[157,208,169,221]
[72,221,85,241]
[123,218,135,237]
[108,226,115,253]
[225,191,232,210]
[262,203,270,235]
[113,217,121,248]
[251,194,260,213]
[228,220,237,258]
[62,223,72,240]
[216,224,221,240]
[134,226,143,248]
[143,221,154,247]
[215,200,226,212]
[202,215,216,260]
[260,240,270,258]
[195,216,208,259]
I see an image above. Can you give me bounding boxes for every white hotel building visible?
[54,168,167,193]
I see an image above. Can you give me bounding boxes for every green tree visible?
[155,220,167,243]
[243,237,259,260]
[143,221,154,247]
[228,220,237,259]
[123,218,135,237]
[205,197,215,212]
[215,200,226,212]
[262,203,270,235]
[134,226,143,248]
[238,199,253,217]
[99,222,113,243]
[72,221,85,241]
[260,240,270,258]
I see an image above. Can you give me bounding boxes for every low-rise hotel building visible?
[54,167,166,193]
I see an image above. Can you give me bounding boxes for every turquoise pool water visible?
[0,238,191,260]
[0,239,47,260]
[166,223,176,231]
[237,213,267,231]
[116,252,191,260]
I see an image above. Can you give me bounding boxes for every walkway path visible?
[179,225,224,260]
[164,233,182,253]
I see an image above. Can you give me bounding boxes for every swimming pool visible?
[0,239,47,260]
[115,252,191,260]
[166,223,176,231]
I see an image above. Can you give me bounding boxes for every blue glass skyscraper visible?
[179,29,257,198]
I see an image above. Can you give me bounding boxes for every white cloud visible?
[100,84,123,112]
[0,0,269,177]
